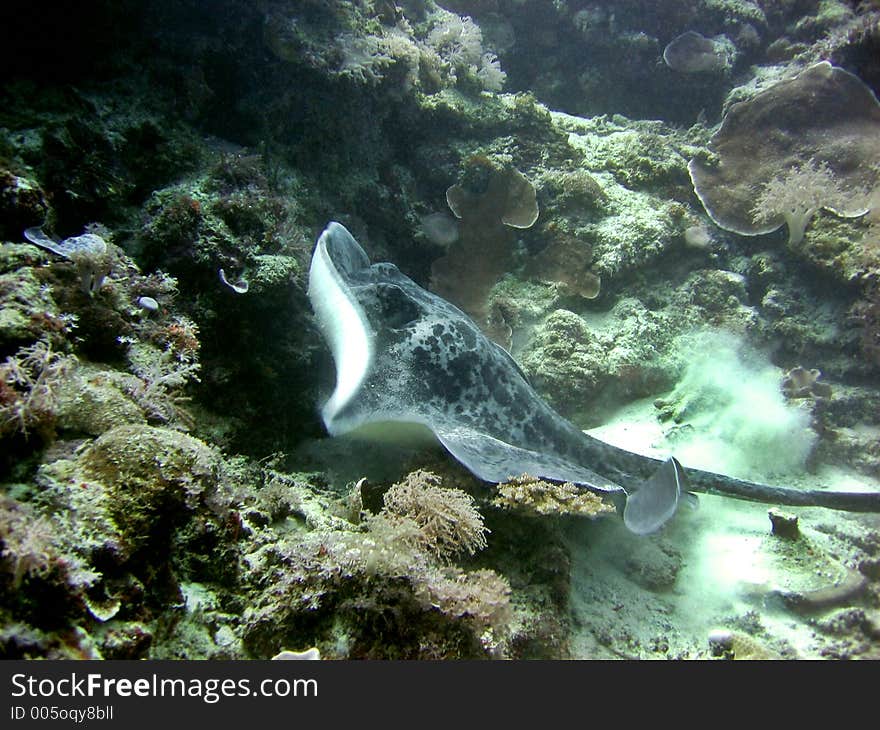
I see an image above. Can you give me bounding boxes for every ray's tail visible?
[621,456,880,535]
[686,468,880,513]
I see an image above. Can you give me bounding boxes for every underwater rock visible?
[864,611,880,640]
[0,242,50,275]
[688,62,879,242]
[79,424,221,553]
[520,309,603,415]
[0,266,63,347]
[768,508,800,540]
[663,31,731,73]
[55,365,146,436]
[610,536,683,592]
[94,622,152,660]
[0,171,49,239]
[815,607,868,637]
[858,557,880,581]
[707,628,734,657]
[521,304,673,424]
[722,631,782,660]
[539,169,608,214]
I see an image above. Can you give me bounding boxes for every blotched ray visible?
[308,222,880,534]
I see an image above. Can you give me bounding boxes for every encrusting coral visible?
[492,474,615,518]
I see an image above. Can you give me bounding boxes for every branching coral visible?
[118,328,201,428]
[382,470,488,562]
[851,280,880,368]
[0,339,75,438]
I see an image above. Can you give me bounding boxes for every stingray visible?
[308,222,880,533]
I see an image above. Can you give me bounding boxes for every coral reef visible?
[1,0,879,662]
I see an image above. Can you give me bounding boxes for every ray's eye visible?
[372,284,421,329]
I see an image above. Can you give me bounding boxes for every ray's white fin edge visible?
[623,457,691,535]
[307,222,374,433]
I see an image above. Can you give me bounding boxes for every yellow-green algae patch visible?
[79,425,221,552]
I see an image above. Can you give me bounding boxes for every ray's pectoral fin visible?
[623,457,696,535]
